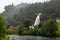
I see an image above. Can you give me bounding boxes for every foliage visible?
[18,18,58,37]
[6,29,18,35]
[1,35,10,40]
[0,14,6,40]
[57,22,60,31]
[18,18,33,35]
[37,29,41,36]
[56,22,60,36]
[40,18,58,37]
[21,29,37,35]
[38,22,43,28]
[18,24,25,35]
[21,30,33,35]
[22,18,33,29]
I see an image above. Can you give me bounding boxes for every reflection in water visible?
[9,35,60,40]
[24,38,56,40]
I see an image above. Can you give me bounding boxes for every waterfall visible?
[34,13,41,26]
[29,13,41,29]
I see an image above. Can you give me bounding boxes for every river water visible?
[9,35,60,40]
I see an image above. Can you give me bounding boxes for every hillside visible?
[3,0,60,26]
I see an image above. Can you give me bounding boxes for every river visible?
[9,35,60,40]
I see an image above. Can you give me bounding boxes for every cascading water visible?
[29,13,41,29]
[34,13,41,26]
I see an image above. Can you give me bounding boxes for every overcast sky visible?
[0,0,49,13]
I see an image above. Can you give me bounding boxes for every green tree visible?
[40,18,58,37]
[18,18,33,35]
[0,14,6,40]
[21,18,33,29]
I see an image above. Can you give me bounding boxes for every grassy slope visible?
[57,22,60,30]
[56,22,60,36]
[2,35,9,40]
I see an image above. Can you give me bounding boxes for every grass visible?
[57,22,60,30]
[56,22,60,36]
[6,29,18,35]
[1,35,10,40]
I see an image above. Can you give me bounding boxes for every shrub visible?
[37,29,41,36]
[21,29,37,35]
[40,18,58,37]
[18,18,33,35]
[38,22,43,28]
[6,29,18,35]
[0,14,6,40]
